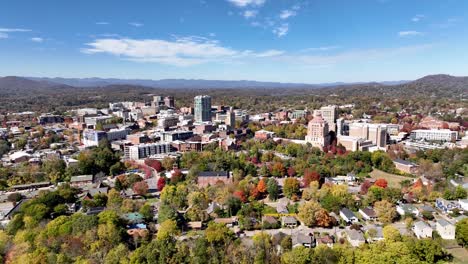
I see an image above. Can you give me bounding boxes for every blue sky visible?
[1,0,468,83]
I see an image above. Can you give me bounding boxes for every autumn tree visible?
[257,178,267,194]
[375,178,388,189]
[133,181,149,196]
[144,159,163,172]
[157,177,166,191]
[298,200,322,227]
[303,169,320,187]
[374,200,397,224]
[314,209,335,227]
[283,178,300,199]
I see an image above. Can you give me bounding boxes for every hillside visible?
[0,75,466,113]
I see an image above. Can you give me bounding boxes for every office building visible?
[124,142,172,160]
[305,112,329,148]
[349,123,387,148]
[315,105,338,132]
[194,95,212,123]
[410,129,458,142]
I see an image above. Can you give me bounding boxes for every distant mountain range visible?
[0,74,465,113]
[25,76,411,89]
[0,74,465,98]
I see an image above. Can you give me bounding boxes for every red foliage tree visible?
[157,177,166,191]
[374,178,388,189]
[234,190,247,202]
[170,169,183,184]
[287,167,296,177]
[250,187,260,200]
[144,159,163,172]
[360,180,373,194]
[303,169,320,187]
[133,181,149,196]
[257,179,267,194]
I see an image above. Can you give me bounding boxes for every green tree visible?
[157,219,179,241]
[374,200,397,224]
[283,178,300,199]
[455,218,468,247]
[267,178,279,201]
[297,200,322,227]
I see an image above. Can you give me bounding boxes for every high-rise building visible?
[305,112,330,148]
[315,105,338,132]
[225,110,236,129]
[349,123,387,148]
[194,95,212,123]
[164,96,175,108]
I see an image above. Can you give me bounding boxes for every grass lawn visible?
[446,248,468,264]
[369,169,414,188]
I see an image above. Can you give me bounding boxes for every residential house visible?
[340,208,358,224]
[262,216,280,229]
[418,205,436,216]
[364,226,384,243]
[197,171,232,188]
[282,216,299,228]
[345,229,366,247]
[396,204,419,216]
[435,198,460,214]
[393,159,419,174]
[70,175,94,187]
[413,221,432,239]
[359,207,378,221]
[316,235,334,248]
[292,232,315,248]
[214,217,237,227]
[436,219,455,240]
[458,199,468,211]
[187,221,203,230]
[276,203,289,214]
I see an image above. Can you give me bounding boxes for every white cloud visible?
[0,28,31,32]
[129,22,144,27]
[82,36,284,66]
[31,37,44,43]
[243,10,258,19]
[227,0,266,7]
[0,27,31,39]
[254,49,284,57]
[398,31,423,37]
[411,15,424,22]
[96,22,110,25]
[279,10,296,20]
[208,33,216,37]
[273,23,289,37]
[302,46,341,52]
[279,44,433,66]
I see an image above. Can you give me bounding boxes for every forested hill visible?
[0,74,466,113]
[316,74,468,98]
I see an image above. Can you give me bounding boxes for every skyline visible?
[1,0,468,83]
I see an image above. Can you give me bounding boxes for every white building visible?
[436,219,455,240]
[459,199,468,211]
[124,142,172,160]
[412,221,433,239]
[410,129,458,142]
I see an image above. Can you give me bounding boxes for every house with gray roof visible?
[281,216,298,228]
[413,221,432,239]
[345,229,365,247]
[340,208,358,224]
[436,219,455,240]
[292,232,315,248]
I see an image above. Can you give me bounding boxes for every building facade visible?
[194,95,212,123]
[305,113,329,149]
